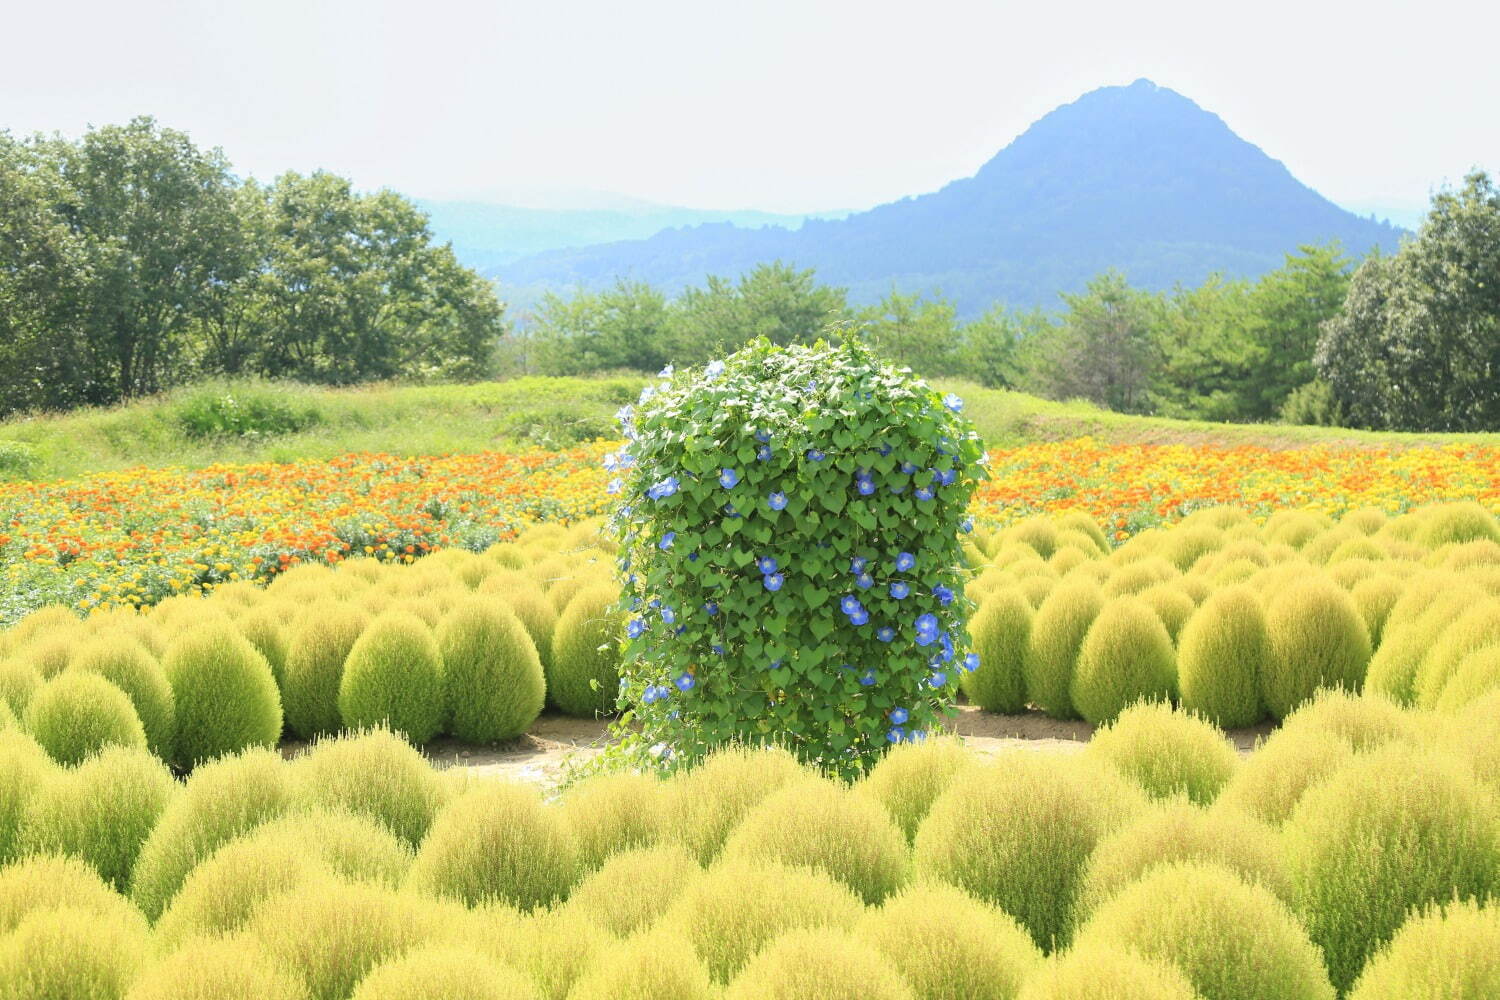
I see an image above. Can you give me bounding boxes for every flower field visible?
[4,437,1499,625]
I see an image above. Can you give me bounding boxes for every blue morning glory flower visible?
[606,478,623,495]
[938,468,957,486]
[675,673,695,691]
[769,659,784,671]
[933,584,955,606]
[876,626,895,643]
[659,532,675,551]
[886,727,906,743]
[878,443,893,456]
[859,668,877,686]
[914,612,940,642]
[641,686,658,705]
[757,555,779,575]
[900,462,917,475]
[890,484,906,495]
[764,572,784,592]
[856,477,876,496]
[848,607,870,626]
[719,468,740,488]
[963,652,981,672]
[850,557,867,574]
[712,645,724,655]
[840,595,863,615]
[915,487,935,502]
[660,606,677,625]
[705,360,725,378]
[856,572,874,590]
[638,384,656,405]
[755,428,772,443]
[929,671,948,688]
[757,445,773,462]
[626,618,646,638]
[614,404,633,424]
[658,364,674,377]
[768,491,788,511]
[943,393,964,413]
[890,581,910,600]
[647,476,680,500]
[895,552,917,572]
[704,601,719,616]
[807,448,826,462]
[890,707,909,725]
[687,552,699,562]
[960,517,974,533]
[939,633,955,662]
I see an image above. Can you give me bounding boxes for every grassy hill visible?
[1,375,1496,483]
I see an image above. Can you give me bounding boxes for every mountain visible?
[490,79,1406,315]
[416,198,845,272]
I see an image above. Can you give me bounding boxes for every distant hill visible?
[416,198,844,272]
[489,79,1407,315]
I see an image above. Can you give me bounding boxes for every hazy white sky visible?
[2,0,1494,220]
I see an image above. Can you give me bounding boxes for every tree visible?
[957,305,1048,389]
[1152,275,1254,420]
[1239,243,1351,419]
[0,118,243,409]
[246,171,504,383]
[527,281,670,375]
[858,290,962,376]
[1317,172,1500,431]
[671,262,847,360]
[1036,271,1164,413]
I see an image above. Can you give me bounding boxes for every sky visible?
[2,0,1494,224]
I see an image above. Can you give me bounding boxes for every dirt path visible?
[397,707,1276,788]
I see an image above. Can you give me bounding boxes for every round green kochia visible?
[610,339,986,778]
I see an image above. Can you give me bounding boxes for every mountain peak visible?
[492,82,1406,314]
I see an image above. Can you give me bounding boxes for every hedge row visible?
[0,522,622,768]
[961,501,1500,725]
[4,501,1500,771]
[1,691,1498,999]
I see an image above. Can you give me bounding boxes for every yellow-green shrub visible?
[912,753,1142,950]
[724,928,915,1000]
[237,603,291,688]
[23,671,147,766]
[1070,600,1176,725]
[289,727,448,847]
[468,905,604,1000]
[1023,580,1104,719]
[1084,701,1237,805]
[1435,647,1500,711]
[566,931,718,1000]
[0,660,40,719]
[1347,900,1500,1000]
[282,603,368,740]
[437,599,545,743]
[1215,729,1355,826]
[1412,604,1500,709]
[666,746,810,864]
[19,745,174,891]
[1274,688,1417,751]
[659,857,864,982]
[0,905,149,1000]
[1416,502,1500,547]
[1283,745,1500,992]
[1262,578,1371,719]
[556,771,666,874]
[349,946,538,1000]
[0,730,55,865]
[1176,586,1268,727]
[1076,800,1287,919]
[338,613,446,744]
[719,776,910,904]
[548,585,621,717]
[859,881,1042,1000]
[562,844,702,937]
[155,808,413,946]
[1350,575,1403,647]
[0,853,141,934]
[247,880,450,1000]
[130,747,291,920]
[1015,946,1203,1000]
[162,621,283,768]
[124,937,308,1000]
[1074,862,1335,1000]
[407,781,577,910]
[1365,587,1475,703]
[857,736,971,843]
[963,590,1031,713]
[68,636,174,757]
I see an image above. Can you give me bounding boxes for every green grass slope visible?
[2,376,1496,483]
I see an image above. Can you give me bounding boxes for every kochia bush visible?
[610,339,985,777]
